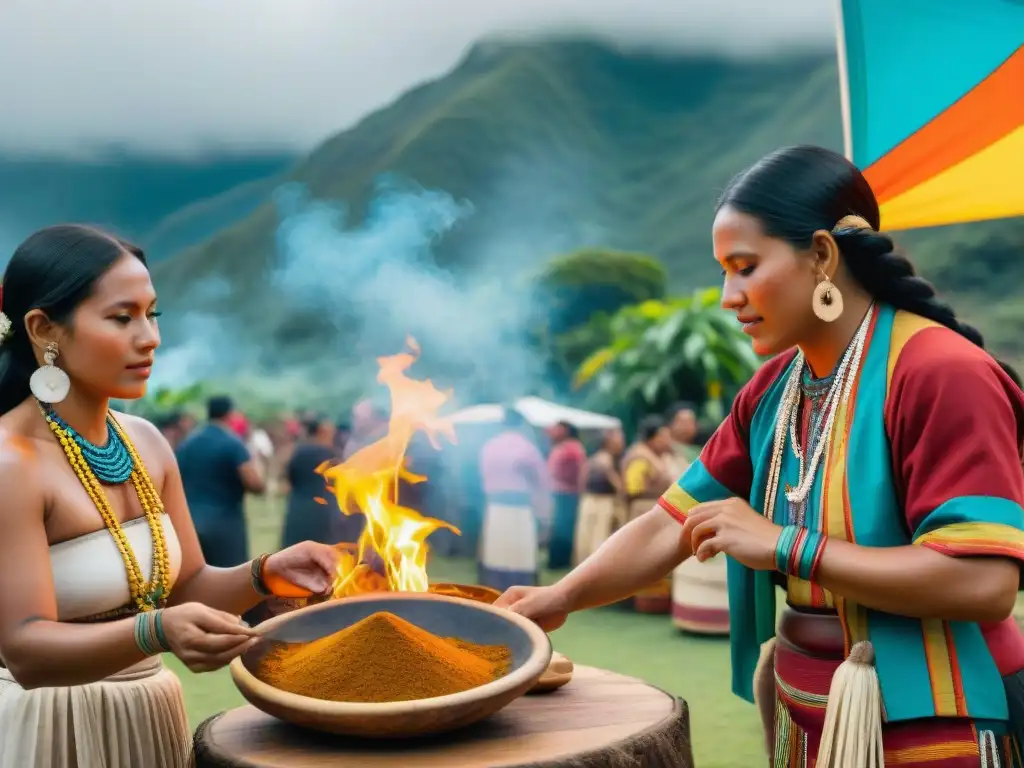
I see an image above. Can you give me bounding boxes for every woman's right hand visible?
[160,602,259,673]
[494,585,573,632]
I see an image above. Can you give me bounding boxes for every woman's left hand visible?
[263,541,339,596]
[680,498,782,571]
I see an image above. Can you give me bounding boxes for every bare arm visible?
[815,540,1018,623]
[277,456,292,496]
[0,447,149,688]
[128,417,265,615]
[576,457,589,495]
[239,459,266,495]
[557,505,690,611]
[595,452,624,495]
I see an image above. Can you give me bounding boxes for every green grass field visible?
[169,497,764,767]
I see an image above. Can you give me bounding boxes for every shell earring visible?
[29,341,71,404]
[812,271,844,323]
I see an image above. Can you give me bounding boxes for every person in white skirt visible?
[573,427,625,566]
[477,408,552,591]
[0,225,340,768]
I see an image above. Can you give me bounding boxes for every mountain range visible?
[3,38,1019,380]
[0,151,295,261]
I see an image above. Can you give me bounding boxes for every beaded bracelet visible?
[133,609,171,657]
[154,608,170,651]
[250,553,272,596]
[774,525,828,582]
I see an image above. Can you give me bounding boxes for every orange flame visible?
[319,337,460,597]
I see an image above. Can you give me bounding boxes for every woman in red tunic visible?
[497,146,1024,766]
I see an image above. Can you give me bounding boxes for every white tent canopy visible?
[448,396,620,430]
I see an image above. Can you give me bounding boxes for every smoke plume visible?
[267,175,552,407]
[149,140,609,405]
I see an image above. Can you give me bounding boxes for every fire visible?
[319,337,461,597]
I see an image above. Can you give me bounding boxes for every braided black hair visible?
[717,145,986,349]
[833,227,986,347]
[1000,360,1024,392]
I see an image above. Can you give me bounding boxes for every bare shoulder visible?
[0,423,45,519]
[111,411,174,461]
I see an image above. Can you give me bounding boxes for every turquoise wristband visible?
[153,609,170,653]
[796,531,821,581]
[774,525,799,573]
[775,525,828,582]
[134,612,155,656]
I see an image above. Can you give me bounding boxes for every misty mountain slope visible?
[132,60,508,268]
[139,173,286,260]
[153,43,841,302]
[151,38,1022,363]
[0,152,295,261]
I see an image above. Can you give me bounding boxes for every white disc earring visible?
[29,342,71,404]
[812,275,844,323]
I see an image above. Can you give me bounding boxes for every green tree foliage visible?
[529,248,667,400]
[119,382,212,421]
[120,380,299,424]
[574,287,761,423]
[537,247,667,333]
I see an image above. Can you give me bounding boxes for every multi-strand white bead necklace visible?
[762,304,875,526]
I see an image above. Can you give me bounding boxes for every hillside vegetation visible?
[149,39,1022,366]
[0,152,294,260]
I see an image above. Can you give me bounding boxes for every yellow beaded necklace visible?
[43,406,172,612]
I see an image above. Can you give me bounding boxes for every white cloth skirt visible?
[0,656,192,768]
[671,551,731,635]
[572,493,621,566]
[478,493,538,592]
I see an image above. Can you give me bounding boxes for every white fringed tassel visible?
[753,637,778,762]
[816,641,885,768]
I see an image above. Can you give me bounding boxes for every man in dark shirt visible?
[176,395,266,567]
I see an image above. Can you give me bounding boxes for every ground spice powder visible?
[259,611,512,703]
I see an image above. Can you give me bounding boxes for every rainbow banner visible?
[836,0,1023,230]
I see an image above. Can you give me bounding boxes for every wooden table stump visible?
[193,665,694,768]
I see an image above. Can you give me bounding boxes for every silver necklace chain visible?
[762,305,875,524]
[979,729,1001,768]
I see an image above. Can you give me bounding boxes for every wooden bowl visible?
[230,591,552,738]
[529,651,574,694]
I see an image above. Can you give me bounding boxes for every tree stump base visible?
[193,665,694,767]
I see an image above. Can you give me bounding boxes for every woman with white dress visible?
[0,224,339,767]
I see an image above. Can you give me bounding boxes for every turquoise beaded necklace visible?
[40,403,134,484]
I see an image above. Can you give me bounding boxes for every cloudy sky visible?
[0,0,836,157]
